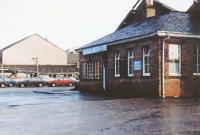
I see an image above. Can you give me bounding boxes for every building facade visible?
[66,49,79,66]
[77,0,200,97]
[0,34,78,77]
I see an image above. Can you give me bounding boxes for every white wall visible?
[2,34,67,65]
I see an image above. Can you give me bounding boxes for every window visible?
[88,62,94,79]
[143,46,150,76]
[168,44,181,76]
[81,62,87,79]
[115,52,120,77]
[95,61,100,79]
[82,61,100,80]
[128,50,134,76]
[87,63,89,79]
[193,44,200,75]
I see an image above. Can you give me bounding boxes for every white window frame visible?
[143,46,151,76]
[128,50,134,77]
[193,44,200,76]
[168,44,181,76]
[115,52,120,77]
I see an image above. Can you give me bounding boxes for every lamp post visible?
[32,57,39,77]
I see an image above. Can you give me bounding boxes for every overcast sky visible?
[0,0,193,50]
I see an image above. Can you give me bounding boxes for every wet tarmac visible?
[0,87,200,135]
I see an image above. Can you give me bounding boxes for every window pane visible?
[143,46,150,75]
[115,52,120,76]
[198,56,200,64]
[145,65,149,73]
[193,55,197,64]
[169,45,179,60]
[129,51,132,57]
[174,63,180,74]
[193,44,197,54]
[194,64,197,73]
[169,63,175,74]
[144,46,149,55]
[145,57,148,64]
[128,50,134,75]
[147,56,150,64]
[198,65,200,73]
[116,66,119,74]
[129,60,133,74]
[117,60,119,67]
[169,44,181,74]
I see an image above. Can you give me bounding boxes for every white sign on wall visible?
[83,45,107,55]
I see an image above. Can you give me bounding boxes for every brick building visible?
[77,0,200,97]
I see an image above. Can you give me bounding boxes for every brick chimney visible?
[194,0,200,3]
[188,0,200,12]
[145,0,155,18]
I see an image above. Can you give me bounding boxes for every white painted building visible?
[0,34,78,77]
[1,33,67,65]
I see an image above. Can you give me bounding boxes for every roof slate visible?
[80,12,200,49]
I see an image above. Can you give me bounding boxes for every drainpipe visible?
[162,33,170,98]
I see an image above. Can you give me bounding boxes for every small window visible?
[168,44,181,76]
[128,50,134,76]
[115,52,120,77]
[143,46,150,76]
[193,44,200,75]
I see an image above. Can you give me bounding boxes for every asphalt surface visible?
[0,87,200,135]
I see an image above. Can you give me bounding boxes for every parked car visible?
[0,78,6,88]
[69,77,80,86]
[3,78,17,87]
[15,77,47,87]
[47,77,74,87]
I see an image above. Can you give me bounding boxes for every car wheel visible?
[52,83,56,87]
[9,84,13,87]
[38,83,43,87]
[20,84,25,88]
[1,84,5,88]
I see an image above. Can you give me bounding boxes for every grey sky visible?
[0,0,193,50]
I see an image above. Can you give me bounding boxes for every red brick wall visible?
[79,37,200,97]
[106,38,160,97]
[163,38,200,97]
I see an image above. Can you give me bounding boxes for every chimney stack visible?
[145,0,154,7]
[194,0,200,3]
[145,0,155,18]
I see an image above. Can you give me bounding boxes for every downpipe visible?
[162,34,170,98]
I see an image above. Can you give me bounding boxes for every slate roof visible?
[80,12,200,50]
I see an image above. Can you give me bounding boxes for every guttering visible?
[157,31,200,38]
